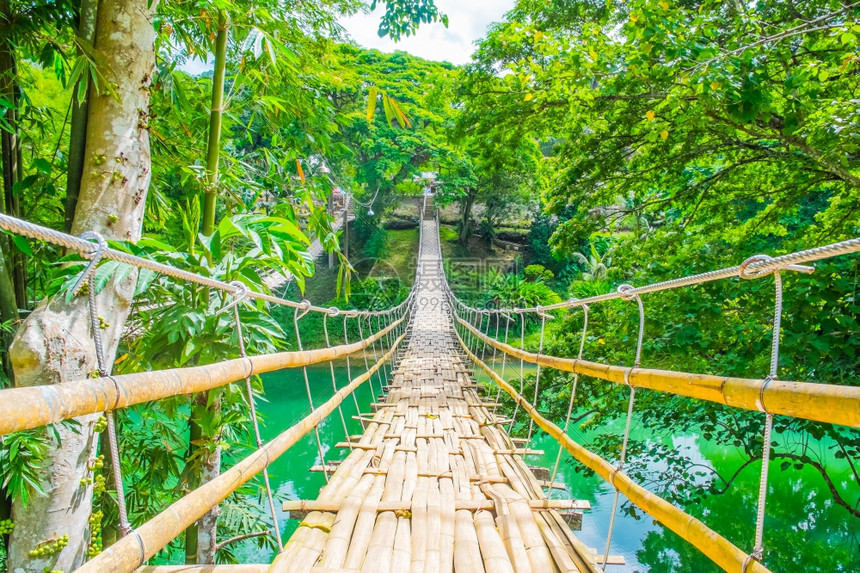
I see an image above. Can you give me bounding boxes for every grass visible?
[284,227,420,305]
[438,224,519,266]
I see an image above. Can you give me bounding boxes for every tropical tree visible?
[6,2,160,571]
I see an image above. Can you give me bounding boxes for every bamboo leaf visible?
[366,86,379,121]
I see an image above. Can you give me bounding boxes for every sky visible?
[340,0,516,65]
[181,1,513,75]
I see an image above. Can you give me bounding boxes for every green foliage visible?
[524,264,553,282]
[372,0,447,40]
[0,430,50,507]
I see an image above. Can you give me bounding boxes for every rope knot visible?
[759,375,776,414]
[739,254,776,280]
[71,231,108,296]
[216,281,250,315]
[617,283,637,300]
[328,306,340,317]
[742,546,764,571]
[295,299,312,321]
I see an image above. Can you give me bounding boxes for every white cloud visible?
[340,0,515,65]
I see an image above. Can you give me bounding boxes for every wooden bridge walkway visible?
[268,219,600,572]
[1,208,857,573]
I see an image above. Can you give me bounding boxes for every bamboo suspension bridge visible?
[0,201,859,573]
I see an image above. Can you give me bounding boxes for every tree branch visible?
[215,529,271,552]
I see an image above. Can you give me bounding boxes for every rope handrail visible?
[455,327,769,573]
[0,212,410,317]
[0,314,407,437]
[76,331,407,573]
[446,236,860,315]
[457,316,860,429]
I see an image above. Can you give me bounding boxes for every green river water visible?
[232,359,859,572]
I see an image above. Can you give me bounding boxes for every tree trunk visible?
[192,13,228,562]
[0,0,26,312]
[201,10,229,236]
[7,1,158,571]
[458,187,477,246]
[64,0,100,232]
[0,241,19,382]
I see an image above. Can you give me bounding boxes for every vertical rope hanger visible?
[738,254,811,571]
[602,284,645,570]
[343,314,365,431]
[492,312,513,416]
[478,310,491,390]
[470,309,482,357]
[219,282,283,551]
[293,302,330,483]
[548,303,589,498]
[356,317,378,400]
[490,313,502,415]
[508,312,526,434]
[324,309,352,452]
[378,314,391,386]
[73,231,133,538]
[526,307,550,445]
[489,313,500,373]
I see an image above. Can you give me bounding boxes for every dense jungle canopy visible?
[0,0,858,572]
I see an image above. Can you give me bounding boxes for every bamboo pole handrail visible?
[455,328,771,573]
[458,317,860,429]
[75,332,407,573]
[0,316,405,437]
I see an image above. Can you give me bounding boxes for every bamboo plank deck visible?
[269,219,601,573]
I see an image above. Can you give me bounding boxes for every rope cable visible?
[743,259,789,571]
[526,310,548,445]
[549,304,589,498]
[294,305,330,483]
[78,231,133,538]
[232,301,282,550]
[602,286,645,570]
[324,312,352,452]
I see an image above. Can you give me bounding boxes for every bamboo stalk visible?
[482,484,533,573]
[459,316,860,428]
[360,511,396,573]
[321,474,374,567]
[391,515,412,571]
[439,477,456,573]
[454,509,485,573]
[410,476,429,571]
[0,317,404,436]
[474,510,516,573]
[344,474,386,569]
[459,330,770,573]
[424,479,442,573]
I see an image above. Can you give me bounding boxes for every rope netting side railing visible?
[440,235,860,573]
[454,328,768,573]
[76,331,409,573]
[0,210,422,570]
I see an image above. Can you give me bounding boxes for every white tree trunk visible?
[197,449,221,563]
[7,1,158,571]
